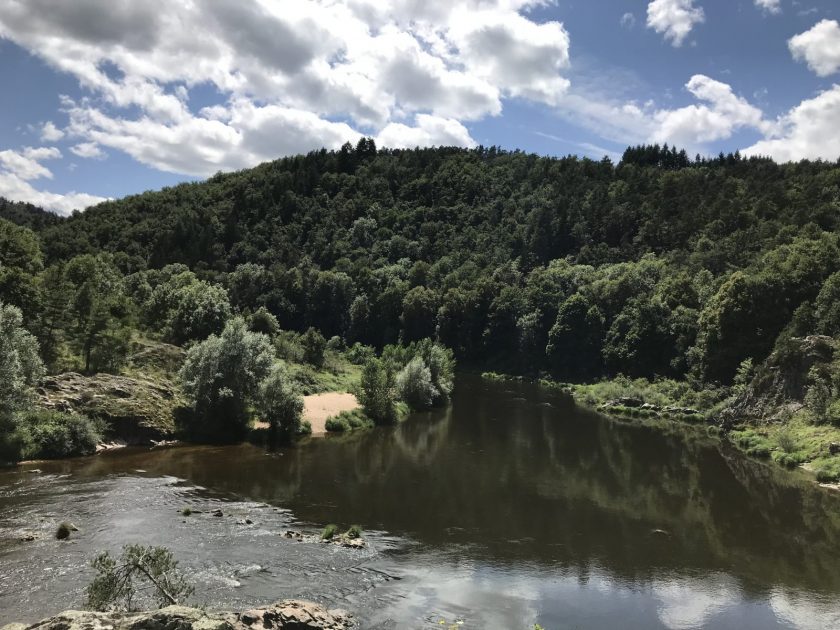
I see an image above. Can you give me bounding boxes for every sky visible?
[0,0,839,215]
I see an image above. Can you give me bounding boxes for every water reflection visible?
[3,374,840,628]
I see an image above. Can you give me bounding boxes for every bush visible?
[17,410,103,460]
[325,416,350,432]
[345,525,362,539]
[248,307,280,337]
[346,343,375,365]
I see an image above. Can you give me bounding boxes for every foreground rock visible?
[1,600,352,630]
[37,372,186,444]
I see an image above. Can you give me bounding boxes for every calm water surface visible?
[2,374,840,628]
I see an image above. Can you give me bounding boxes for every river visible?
[2,374,840,629]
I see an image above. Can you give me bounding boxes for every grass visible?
[286,356,361,396]
[321,524,339,540]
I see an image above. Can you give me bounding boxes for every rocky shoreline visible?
[0,600,352,630]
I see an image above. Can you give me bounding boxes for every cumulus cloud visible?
[652,75,768,145]
[789,20,840,76]
[40,121,65,142]
[0,146,107,215]
[69,142,105,159]
[376,114,476,149]
[743,84,840,162]
[646,0,705,47]
[620,13,637,29]
[754,0,782,14]
[0,0,572,184]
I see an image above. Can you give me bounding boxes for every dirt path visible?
[255,392,360,436]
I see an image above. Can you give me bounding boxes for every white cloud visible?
[789,20,840,76]
[40,121,64,141]
[652,75,768,145]
[0,0,569,184]
[743,84,840,162]
[754,0,781,14]
[0,146,60,180]
[0,146,107,215]
[646,0,705,47]
[620,13,637,29]
[376,114,476,149]
[70,142,105,159]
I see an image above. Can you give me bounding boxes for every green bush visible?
[17,410,103,460]
[813,458,840,482]
[345,524,362,539]
[325,416,350,432]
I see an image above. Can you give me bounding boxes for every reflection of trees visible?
[392,405,452,468]
[18,374,840,598]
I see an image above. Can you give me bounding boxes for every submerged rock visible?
[0,600,352,630]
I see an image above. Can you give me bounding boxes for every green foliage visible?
[345,524,362,539]
[16,409,103,460]
[86,544,194,611]
[546,294,603,380]
[396,357,435,409]
[248,306,280,337]
[358,357,397,425]
[321,524,339,540]
[179,317,274,442]
[258,364,304,445]
[325,409,372,433]
[301,327,327,368]
[0,302,44,463]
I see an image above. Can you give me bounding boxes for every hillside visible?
[4,142,840,384]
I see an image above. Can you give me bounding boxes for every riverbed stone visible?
[4,601,352,630]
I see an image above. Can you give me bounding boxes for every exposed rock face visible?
[37,372,186,443]
[1,600,352,630]
[718,335,836,426]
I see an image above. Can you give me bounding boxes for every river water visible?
[2,374,840,629]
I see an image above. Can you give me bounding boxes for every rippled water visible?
[2,374,840,629]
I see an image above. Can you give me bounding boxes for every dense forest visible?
[4,141,840,385]
[4,140,840,464]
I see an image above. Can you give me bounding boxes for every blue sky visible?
[0,0,838,214]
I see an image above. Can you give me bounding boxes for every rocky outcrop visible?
[1,600,352,630]
[37,372,187,443]
[718,335,836,426]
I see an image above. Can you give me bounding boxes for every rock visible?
[35,371,186,445]
[25,469,42,474]
[55,522,78,540]
[340,538,366,549]
[212,509,224,517]
[640,403,662,412]
[2,600,352,630]
[617,397,643,408]
[830,443,840,455]
[19,533,38,542]
[650,528,671,538]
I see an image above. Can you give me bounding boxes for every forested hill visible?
[3,142,840,386]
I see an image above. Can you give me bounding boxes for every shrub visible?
[18,410,103,460]
[86,545,194,611]
[345,525,362,539]
[325,417,350,432]
[248,307,280,337]
[346,343,375,365]
[321,524,339,540]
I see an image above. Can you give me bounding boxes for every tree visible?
[396,356,435,409]
[815,272,840,336]
[179,317,274,441]
[64,255,132,374]
[0,302,44,462]
[301,327,327,368]
[86,545,194,612]
[546,294,604,380]
[359,357,397,425]
[165,280,231,345]
[400,286,439,343]
[258,364,304,445]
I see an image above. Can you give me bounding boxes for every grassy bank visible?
[481,371,840,485]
